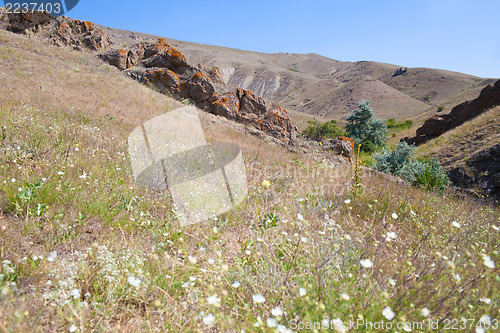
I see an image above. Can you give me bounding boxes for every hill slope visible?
[1,17,499,333]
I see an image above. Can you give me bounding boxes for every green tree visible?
[345,101,388,152]
[302,119,345,141]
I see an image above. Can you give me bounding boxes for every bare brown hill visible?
[91,24,496,130]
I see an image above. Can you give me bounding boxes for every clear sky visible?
[17,0,500,78]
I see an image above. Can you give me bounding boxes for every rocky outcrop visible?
[403,80,500,145]
[5,11,55,33]
[323,136,355,159]
[4,11,112,51]
[393,67,407,77]
[51,18,113,51]
[99,39,298,144]
[447,143,500,204]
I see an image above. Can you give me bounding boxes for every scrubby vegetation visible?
[386,118,413,130]
[302,119,345,141]
[0,30,498,333]
[375,142,451,191]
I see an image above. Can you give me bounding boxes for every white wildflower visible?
[232,280,240,288]
[188,256,197,264]
[301,237,308,243]
[207,294,221,307]
[47,251,57,262]
[127,275,141,288]
[382,306,395,320]
[388,278,396,286]
[421,307,430,317]
[272,306,283,317]
[267,317,278,328]
[480,297,491,304]
[79,172,87,180]
[452,221,461,228]
[479,314,491,326]
[360,259,373,268]
[391,212,398,219]
[482,254,495,269]
[252,294,266,303]
[297,213,304,221]
[68,289,80,299]
[344,199,351,204]
[340,293,350,301]
[299,287,307,296]
[69,324,78,332]
[58,171,64,175]
[203,313,215,326]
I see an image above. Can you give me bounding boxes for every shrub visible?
[375,142,450,191]
[345,101,388,152]
[302,119,345,141]
[387,118,413,130]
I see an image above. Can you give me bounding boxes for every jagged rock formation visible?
[4,12,112,51]
[4,11,55,33]
[99,39,298,144]
[392,67,407,77]
[403,80,500,145]
[447,143,500,204]
[51,18,113,51]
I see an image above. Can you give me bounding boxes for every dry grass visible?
[416,105,500,169]
[0,30,499,332]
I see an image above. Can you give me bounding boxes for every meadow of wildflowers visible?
[0,29,498,332]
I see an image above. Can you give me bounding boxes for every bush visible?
[302,119,345,141]
[413,159,451,191]
[375,142,450,191]
[345,101,387,152]
[387,118,413,130]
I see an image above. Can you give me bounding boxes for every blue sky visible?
[9,0,500,78]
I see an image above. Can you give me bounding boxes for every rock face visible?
[447,143,500,204]
[404,80,500,145]
[99,39,298,144]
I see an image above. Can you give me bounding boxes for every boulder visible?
[185,72,216,103]
[323,136,355,159]
[99,49,129,70]
[210,92,240,119]
[143,68,180,92]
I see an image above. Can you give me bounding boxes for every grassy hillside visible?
[416,105,500,170]
[0,29,499,332]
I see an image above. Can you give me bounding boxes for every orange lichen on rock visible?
[166,47,187,62]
